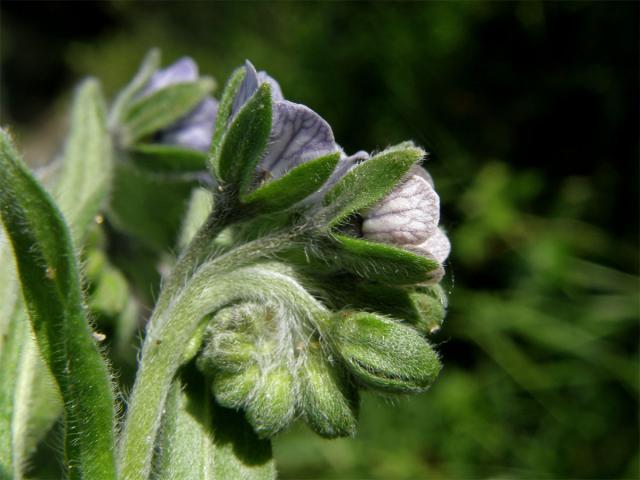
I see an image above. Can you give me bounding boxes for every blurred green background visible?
[1,2,638,479]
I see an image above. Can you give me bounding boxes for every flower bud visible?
[408,285,447,334]
[299,343,358,438]
[212,366,260,410]
[332,312,441,393]
[245,366,296,438]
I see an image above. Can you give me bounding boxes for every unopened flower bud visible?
[299,343,358,438]
[245,366,296,438]
[332,312,441,393]
[408,285,447,333]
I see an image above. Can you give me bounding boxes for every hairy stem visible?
[118,230,320,480]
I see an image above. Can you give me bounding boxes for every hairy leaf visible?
[0,130,116,480]
[55,78,112,243]
[154,376,275,480]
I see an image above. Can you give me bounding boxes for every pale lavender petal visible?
[414,228,451,264]
[362,167,440,245]
[141,57,198,96]
[231,61,284,117]
[161,97,218,151]
[257,71,283,101]
[231,60,259,116]
[258,100,339,179]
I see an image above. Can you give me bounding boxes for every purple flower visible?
[142,57,218,152]
[362,164,450,265]
[232,61,342,181]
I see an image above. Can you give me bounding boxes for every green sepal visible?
[130,144,207,173]
[109,48,161,128]
[0,130,117,479]
[300,344,358,438]
[331,312,441,394]
[121,77,215,145]
[326,233,440,284]
[208,67,246,178]
[245,366,295,438]
[322,145,424,226]
[217,82,272,194]
[241,152,340,214]
[408,285,448,334]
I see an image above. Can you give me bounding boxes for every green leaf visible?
[208,67,246,178]
[109,49,161,128]
[122,78,215,145]
[217,82,272,194]
[322,146,424,226]
[326,234,440,284]
[154,375,275,480]
[211,402,276,479]
[130,144,207,173]
[54,78,112,243]
[108,161,197,252]
[0,130,117,480]
[241,152,340,213]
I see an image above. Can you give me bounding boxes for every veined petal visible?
[362,166,439,245]
[232,60,283,117]
[259,100,339,179]
[415,228,451,264]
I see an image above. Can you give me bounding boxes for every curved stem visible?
[118,233,322,480]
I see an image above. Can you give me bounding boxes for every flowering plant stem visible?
[118,215,312,479]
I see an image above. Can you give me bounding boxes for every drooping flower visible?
[142,57,218,152]
[232,61,342,182]
[362,164,450,265]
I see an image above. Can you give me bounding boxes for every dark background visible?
[2,2,638,478]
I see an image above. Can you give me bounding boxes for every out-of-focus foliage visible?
[1,2,637,479]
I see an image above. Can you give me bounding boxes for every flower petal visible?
[141,57,198,96]
[362,167,439,245]
[232,60,284,117]
[161,97,218,151]
[258,100,339,179]
[415,228,450,264]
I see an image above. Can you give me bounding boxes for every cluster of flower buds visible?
[113,54,451,439]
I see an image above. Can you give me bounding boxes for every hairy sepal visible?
[331,312,441,394]
[122,77,215,145]
[322,146,424,227]
[109,48,161,128]
[208,67,246,179]
[217,82,272,196]
[324,233,440,284]
[130,143,207,173]
[241,152,340,214]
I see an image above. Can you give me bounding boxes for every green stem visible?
[118,231,319,480]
